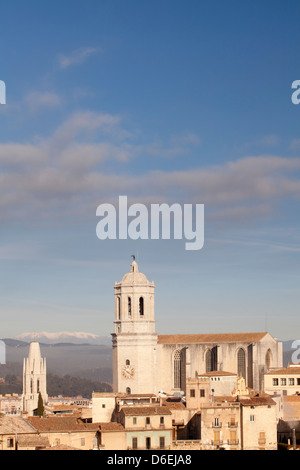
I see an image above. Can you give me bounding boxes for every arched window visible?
[117,296,121,320]
[174,350,182,389]
[139,297,144,316]
[237,348,246,379]
[206,349,212,372]
[205,347,218,372]
[126,387,131,395]
[265,349,272,370]
[128,297,131,317]
[126,359,130,366]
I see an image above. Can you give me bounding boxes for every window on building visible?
[128,297,131,317]
[206,349,212,372]
[160,437,165,449]
[206,347,217,372]
[7,438,14,448]
[258,432,266,445]
[214,417,220,427]
[174,350,182,389]
[265,349,272,370]
[102,404,106,408]
[230,430,237,444]
[289,378,295,386]
[160,416,164,425]
[117,296,121,320]
[146,437,151,450]
[132,437,138,450]
[273,378,279,386]
[237,348,246,379]
[133,417,137,425]
[126,359,130,366]
[190,389,195,398]
[250,415,255,422]
[200,389,205,397]
[146,417,150,425]
[37,379,40,393]
[280,378,287,386]
[139,297,144,316]
[297,378,300,386]
[126,387,131,394]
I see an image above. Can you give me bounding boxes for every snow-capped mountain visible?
[14,331,111,345]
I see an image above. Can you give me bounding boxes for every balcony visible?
[228,439,239,445]
[211,440,223,446]
[228,421,238,428]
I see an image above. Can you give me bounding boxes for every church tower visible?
[112,257,158,394]
[22,341,48,416]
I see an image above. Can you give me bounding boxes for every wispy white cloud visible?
[59,47,100,69]
[0,112,300,225]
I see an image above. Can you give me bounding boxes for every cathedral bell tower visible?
[112,257,158,394]
[22,341,48,416]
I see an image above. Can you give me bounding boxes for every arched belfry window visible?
[126,359,130,366]
[126,387,131,394]
[128,297,131,317]
[117,296,121,320]
[237,348,246,379]
[139,297,144,316]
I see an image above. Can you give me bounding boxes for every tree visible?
[37,392,44,417]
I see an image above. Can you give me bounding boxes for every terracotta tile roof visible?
[198,371,237,377]
[238,396,276,406]
[27,416,100,433]
[0,415,36,434]
[157,332,267,344]
[162,399,186,411]
[266,367,300,375]
[121,406,172,416]
[99,422,124,432]
[284,394,300,402]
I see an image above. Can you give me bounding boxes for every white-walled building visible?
[112,259,283,396]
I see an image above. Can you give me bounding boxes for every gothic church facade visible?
[112,259,283,395]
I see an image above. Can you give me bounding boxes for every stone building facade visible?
[112,259,283,396]
[22,342,48,416]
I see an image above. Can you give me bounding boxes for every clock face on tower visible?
[122,364,135,379]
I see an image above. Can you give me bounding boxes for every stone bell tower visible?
[22,341,48,416]
[112,257,158,394]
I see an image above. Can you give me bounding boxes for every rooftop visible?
[157,332,268,344]
[120,406,172,416]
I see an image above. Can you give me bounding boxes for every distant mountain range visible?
[14,331,111,345]
[0,333,297,382]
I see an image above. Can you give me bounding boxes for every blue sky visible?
[0,0,299,341]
